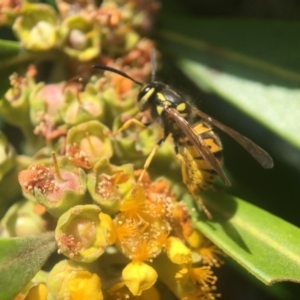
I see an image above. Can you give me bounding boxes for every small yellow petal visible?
[99,212,116,244]
[68,271,103,300]
[25,284,48,300]
[175,266,189,280]
[186,229,203,249]
[120,185,145,211]
[122,261,157,296]
[166,237,192,264]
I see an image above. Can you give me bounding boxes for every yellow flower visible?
[67,271,103,300]
[166,237,192,265]
[186,229,203,249]
[47,260,103,300]
[189,266,217,287]
[181,285,221,300]
[119,184,145,214]
[99,211,116,245]
[122,261,158,296]
[24,284,48,300]
[115,184,169,261]
[197,237,224,267]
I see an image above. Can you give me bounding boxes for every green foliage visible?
[187,191,300,284]
[0,232,56,300]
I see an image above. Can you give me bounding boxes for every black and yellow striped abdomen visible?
[177,122,223,193]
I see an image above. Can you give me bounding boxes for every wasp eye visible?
[138,85,151,102]
[138,85,154,102]
[137,85,155,111]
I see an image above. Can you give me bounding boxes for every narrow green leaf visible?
[187,191,300,285]
[0,232,56,300]
[177,58,300,150]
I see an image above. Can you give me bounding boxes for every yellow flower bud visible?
[67,271,103,300]
[47,260,103,300]
[25,283,48,300]
[186,229,204,249]
[122,261,157,296]
[166,237,192,265]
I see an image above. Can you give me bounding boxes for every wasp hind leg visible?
[192,192,213,220]
[176,153,213,220]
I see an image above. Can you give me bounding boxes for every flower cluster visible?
[0,1,224,299]
[1,0,159,60]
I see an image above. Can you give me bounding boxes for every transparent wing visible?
[194,108,274,169]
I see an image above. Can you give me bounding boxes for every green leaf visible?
[159,19,300,151]
[187,191,300,285]
[0,232,56,300]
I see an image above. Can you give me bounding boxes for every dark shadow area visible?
[220,221,251,253]
[201,191,251,253]
[216,258,300,300]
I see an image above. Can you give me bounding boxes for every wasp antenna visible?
[92,64,143,86]
[150,49,157,82]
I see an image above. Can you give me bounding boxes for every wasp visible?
[93,55,273,219]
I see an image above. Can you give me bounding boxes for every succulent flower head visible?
[55,205,116,262]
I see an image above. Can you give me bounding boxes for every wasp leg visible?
[113,119,148,136]
[176,153,213,220]
[138,138,166,182]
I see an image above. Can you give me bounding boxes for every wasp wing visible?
[165,106,231,186]
[194,109,274,169]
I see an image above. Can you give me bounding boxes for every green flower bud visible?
[18,159,88,217]
[61,84,104,126]
[47,260,103,300]
[0,69,43,151]
[61,15,101,61]
[66,120,112,168]
[0,199,48,237]
[112,113,159,165]
[12,3,60,51]
[0,155,33,217]
[0,72,32,128]
[55,205,116,262]
[0,131,16,181]
[102,23,139,55]
[99,84,137,125]
[87,158,135,214]
[29,82,64,126]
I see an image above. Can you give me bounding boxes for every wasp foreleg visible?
[137,137,166,182]
[113,119,149,136]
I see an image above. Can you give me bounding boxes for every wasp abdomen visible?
[177,122,223,192]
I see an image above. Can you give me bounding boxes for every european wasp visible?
[93,54,273,219]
